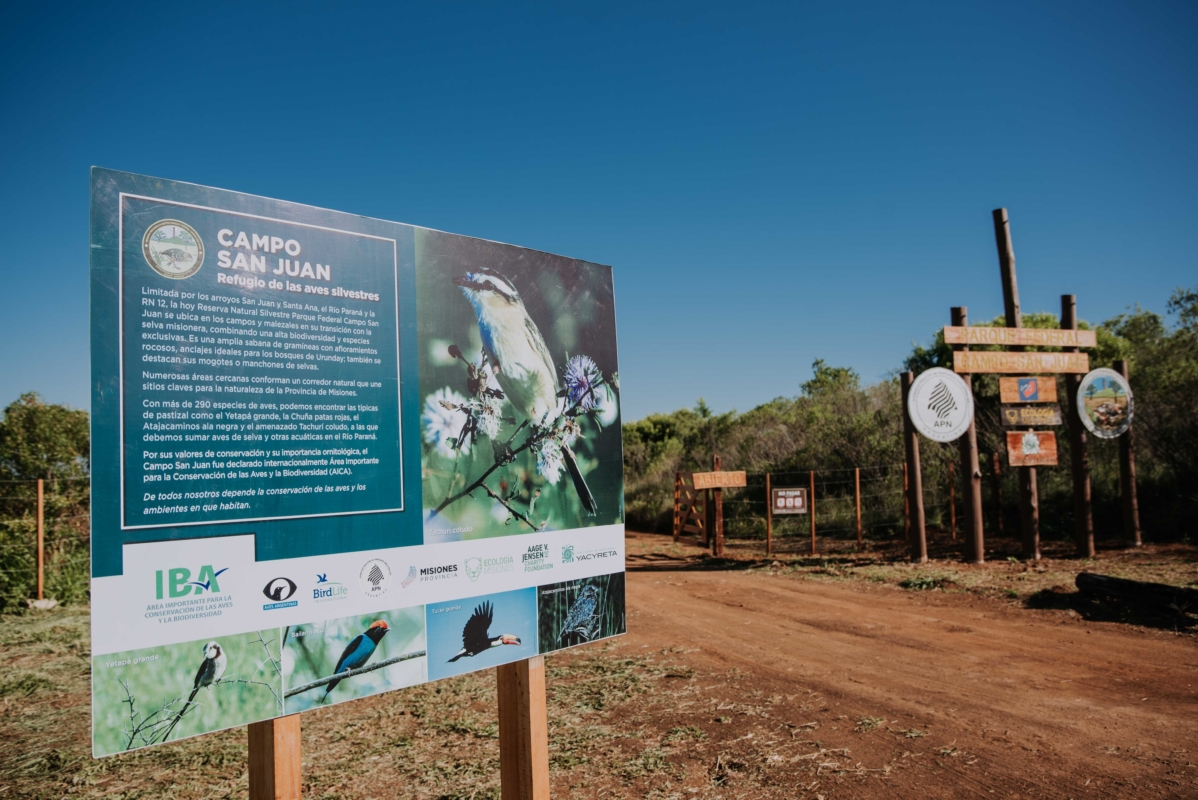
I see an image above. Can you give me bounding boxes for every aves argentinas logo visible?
[262,577,298,610]
[359,558,392,597]
[143,219,204,279]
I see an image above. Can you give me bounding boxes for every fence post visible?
[765,472,772,556]
[712,455,724,557]
[1115,360,1142,546]
[1062,295,1095,557]
[673,472,681,543]
[248,715,302,800]
[808,470,816,556]
[855,467,862,550]
[36,478,44,601]
[949,460,957,541]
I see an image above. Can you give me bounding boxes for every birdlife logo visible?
[359,558,392,598]
[464,557,483,582]
[522,543,553,573]
[155,565,228,599]
[263,577,298,610]
[143,219,204,279]
[561,546,575,564]
[312,573,348,604]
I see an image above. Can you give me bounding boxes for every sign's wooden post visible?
[765,472,772,556]
[950,307,985,563]
[1061,295,1095,557]
[902,464,909,536]
[497,657,551,800]
[991,452,1004,535]
[1115,360,1142,546]
[808,470,817,556]
[672,472,681,543]
[901,372,928,562]
[36,478,44,601]
[948,460,957,541]
[993,208,1040,560]
[854,467,863,549]
[248,715,302,800]
[712,455,724,557]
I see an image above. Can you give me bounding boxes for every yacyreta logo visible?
[263,577,298,611]
[155,566,228,599]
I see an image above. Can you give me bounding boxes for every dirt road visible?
[620,536,1198,798]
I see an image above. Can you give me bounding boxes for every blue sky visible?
[1,1,1195,421]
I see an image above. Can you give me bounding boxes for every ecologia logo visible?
[155,565,228,599]
[522,544,552,573]
[313,573,348,604]
[263,577,298,610]
[419,563,458,583]
[561,546,575,564]
[143,219,204,279]
[359,558,392,598]
[464,557,483,582]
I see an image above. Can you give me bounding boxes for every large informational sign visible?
[1077,368,1134,439]
[89,169,625,756]
[907,368,974,443]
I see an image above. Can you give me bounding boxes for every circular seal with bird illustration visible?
[142,219,204,279]
[908,367,974,443]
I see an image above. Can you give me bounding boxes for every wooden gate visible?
[673,471,706,544]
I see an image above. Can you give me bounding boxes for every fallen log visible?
[1075,572,1198,608]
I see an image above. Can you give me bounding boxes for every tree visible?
[0,393,89,482]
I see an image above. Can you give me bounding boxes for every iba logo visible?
[359,558,392,597]
[155,566,227,599]
[143,219,204,279]
[263,577,298,611]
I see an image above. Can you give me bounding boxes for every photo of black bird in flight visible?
[448,601,521,662]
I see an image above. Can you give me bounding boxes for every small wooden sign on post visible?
[1007,431,1059,467]
[999,376,1058,404]
[1001,405,1063,427]
[691,470,748,490]
[954,351,1089,374]
[770,487,808,514]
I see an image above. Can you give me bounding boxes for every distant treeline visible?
[623,285,1198,542]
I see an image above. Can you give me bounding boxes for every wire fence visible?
[0,478,90,610]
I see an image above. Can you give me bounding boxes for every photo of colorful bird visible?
[558,585,602,643]
[323,620,389,699]
[164,640,226,740]
[448,601,521,662]
[453,268,598,514]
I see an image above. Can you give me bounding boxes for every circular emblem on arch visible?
[142,219,204,279]
[908,367,974,442]
[1077,368,1133,439]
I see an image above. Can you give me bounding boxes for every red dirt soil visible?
[618,531,1198,798]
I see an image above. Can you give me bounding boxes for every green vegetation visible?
[624,284,1198,543]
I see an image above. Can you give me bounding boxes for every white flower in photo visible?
[423,387,470,457]
[563,355,602,411]
[534,436,564,484]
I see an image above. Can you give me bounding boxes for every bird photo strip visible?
[89,169,625,757]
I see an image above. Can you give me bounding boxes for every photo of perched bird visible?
[324,620,389,698]
[448,601,521,662]
[453,267,597,514]
[165,640,226,740]
[558,585,602,643]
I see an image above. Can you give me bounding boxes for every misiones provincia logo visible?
[143,219,204,279]
[359,558,392,598]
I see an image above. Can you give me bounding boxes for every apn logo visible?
[155,566,228,599]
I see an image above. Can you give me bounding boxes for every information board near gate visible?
[89,169,625,756]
